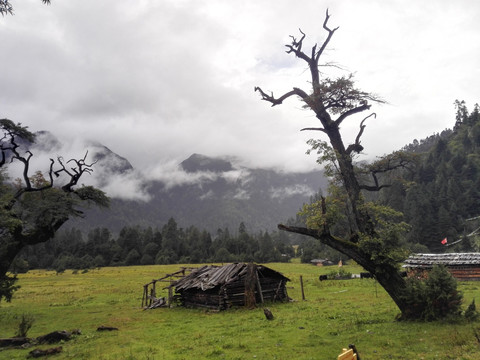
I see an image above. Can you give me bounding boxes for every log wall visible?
[178,278,288,310]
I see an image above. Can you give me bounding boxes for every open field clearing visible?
[1,262,480,359]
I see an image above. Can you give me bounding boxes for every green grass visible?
[1,263,480,359]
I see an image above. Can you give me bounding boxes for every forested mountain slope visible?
[381,102,480,252]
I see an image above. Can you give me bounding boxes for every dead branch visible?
[13,159,55,200]
[285,29,312,64]
[55,152,97,192]
[300,127,327,133]
[286,29,306,55]
[316,9,339,62]
[254,87,308,107]
[359,152,418,191]
[278,224,368,266]
[335,103,371,126]
[346,113,376,155]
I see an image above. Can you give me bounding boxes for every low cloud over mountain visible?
[12,132,327,232]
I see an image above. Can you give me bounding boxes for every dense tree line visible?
[10,219,294,272]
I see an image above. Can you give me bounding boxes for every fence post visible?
[300,275,305,301]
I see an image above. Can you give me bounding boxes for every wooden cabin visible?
[173,263,290,310]
[403,253,480,281]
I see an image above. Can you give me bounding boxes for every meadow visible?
[1,262,480,359]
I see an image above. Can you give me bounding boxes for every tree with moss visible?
[255,10,419,317]
[0,119,109,301]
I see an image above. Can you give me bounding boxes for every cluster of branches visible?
[0,0,50,16]
[1,119,108,301]
[1,119,108,207]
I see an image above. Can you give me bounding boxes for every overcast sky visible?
[1,0,479,178]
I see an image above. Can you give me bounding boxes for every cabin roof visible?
[403,253,480,268]
[174,263,289,292]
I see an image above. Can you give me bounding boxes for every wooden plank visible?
[338,348,356,360]
[255,269,264,304]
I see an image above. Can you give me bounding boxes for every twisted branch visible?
[254,86,309,107]
[346,113,376,155]
[55,151,97,192]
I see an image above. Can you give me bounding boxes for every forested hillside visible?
[381,101,480,252]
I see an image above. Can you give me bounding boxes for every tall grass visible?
[1,263,479,359]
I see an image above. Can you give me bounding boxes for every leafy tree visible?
[117,226,142,257]
[0,120,108,301]
[213,247,234,263]
[125,249,141,266]
[93,254,105,268]
[255,10,417,317]
[143,242,160,258]
[140,253,154,266]
[161,218,182,256]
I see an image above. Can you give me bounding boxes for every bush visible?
[399,265,463,321]
[0,274,20,302]
[327,268,352,280]
[140,254,154,265]
[10,257,29,274]
[15,313,35,337]
[465,299,479,321]
[93,255,105,267]
[125,249,141,266]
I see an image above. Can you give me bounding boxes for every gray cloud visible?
[1,0,479,199]
[269,184,314,200]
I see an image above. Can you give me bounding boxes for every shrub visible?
[93,255,105,267]
[465,299,479,321]
[10,257,29,274]
[140,254,154,265]
[15,313,35,337]
[327,268,352,280]
[399,265,463,321]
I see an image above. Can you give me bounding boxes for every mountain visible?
[180,153,233,173]
[13,130,327,234]
[71,153,328,234]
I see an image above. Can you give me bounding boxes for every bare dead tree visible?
[255,10,413,315]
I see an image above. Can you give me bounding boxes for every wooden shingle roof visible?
[403,253,480,268]
[174,263,289,292]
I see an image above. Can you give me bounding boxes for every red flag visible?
[441,238,448,245]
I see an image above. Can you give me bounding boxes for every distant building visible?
[311,259,335,267]
[403,253,480,281]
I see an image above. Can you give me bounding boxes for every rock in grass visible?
[0,337,30,348]
[36,330,72,344]
[97,325,119,331]
[263,308,274,320]
[28,346,62,358]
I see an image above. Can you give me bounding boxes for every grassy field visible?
[1,262,480,359]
